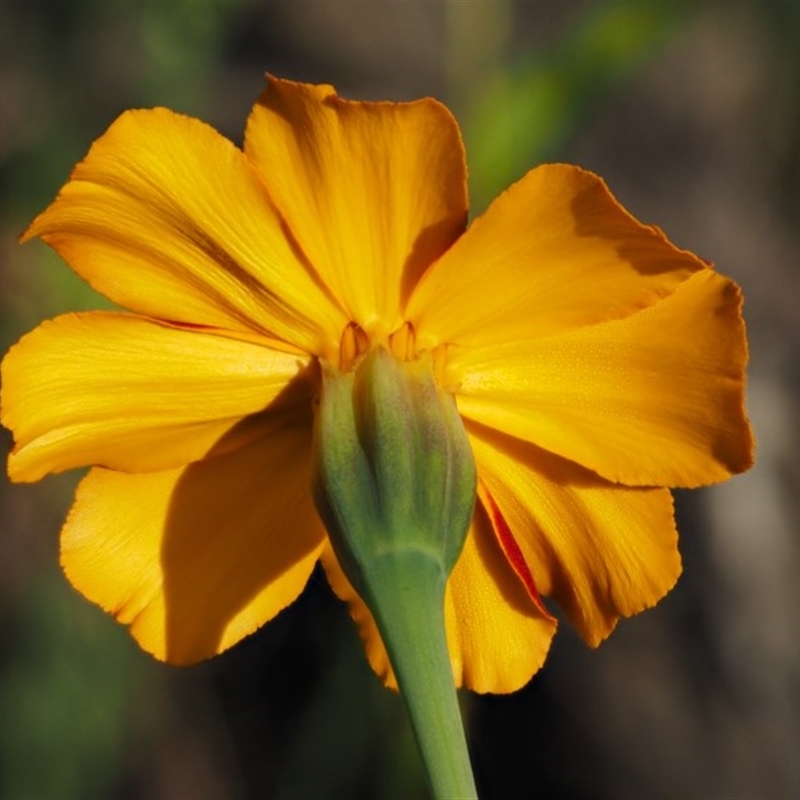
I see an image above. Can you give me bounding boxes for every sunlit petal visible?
[244,76,468,336]
[450,269,753,487]
[471,424,681,646]
[2,312,312,482]
[23,106,346,354]
[408,164,705,349]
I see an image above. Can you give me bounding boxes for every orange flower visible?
[1,76,753,693]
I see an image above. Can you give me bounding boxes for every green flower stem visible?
[362,549,477,800]
[311,347,479,798]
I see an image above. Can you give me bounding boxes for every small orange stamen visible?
[339,322,370,371]
[430,344,449,390]
[388,321,415,361]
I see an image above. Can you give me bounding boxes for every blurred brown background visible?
[1,1,798,798]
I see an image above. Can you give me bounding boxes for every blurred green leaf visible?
[462,1,693,212]
[0,568,151,799]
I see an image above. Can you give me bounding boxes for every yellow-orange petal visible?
[449,269,753,488]
[470,423,682,646]
[23,106,347,355]
[61,408,325,664]
[407,164,705,350]
[244,76,468,338]
[1,312,312,482]
[445,501,557,693]
[321,506,557,695]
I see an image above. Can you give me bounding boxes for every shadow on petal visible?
[399,214,467,310]
[160,371,325,664]
[569,174,706,281]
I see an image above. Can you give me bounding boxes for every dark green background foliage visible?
[2,2,799,798]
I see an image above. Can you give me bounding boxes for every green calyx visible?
[312,346,477,599]
[312,346,479,800]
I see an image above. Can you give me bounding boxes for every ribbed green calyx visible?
[311,346,479,800]
[312,346,476,600]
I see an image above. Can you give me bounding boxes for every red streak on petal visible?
[480,485,553,620]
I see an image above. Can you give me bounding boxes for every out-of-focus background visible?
[1,1,798,798]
